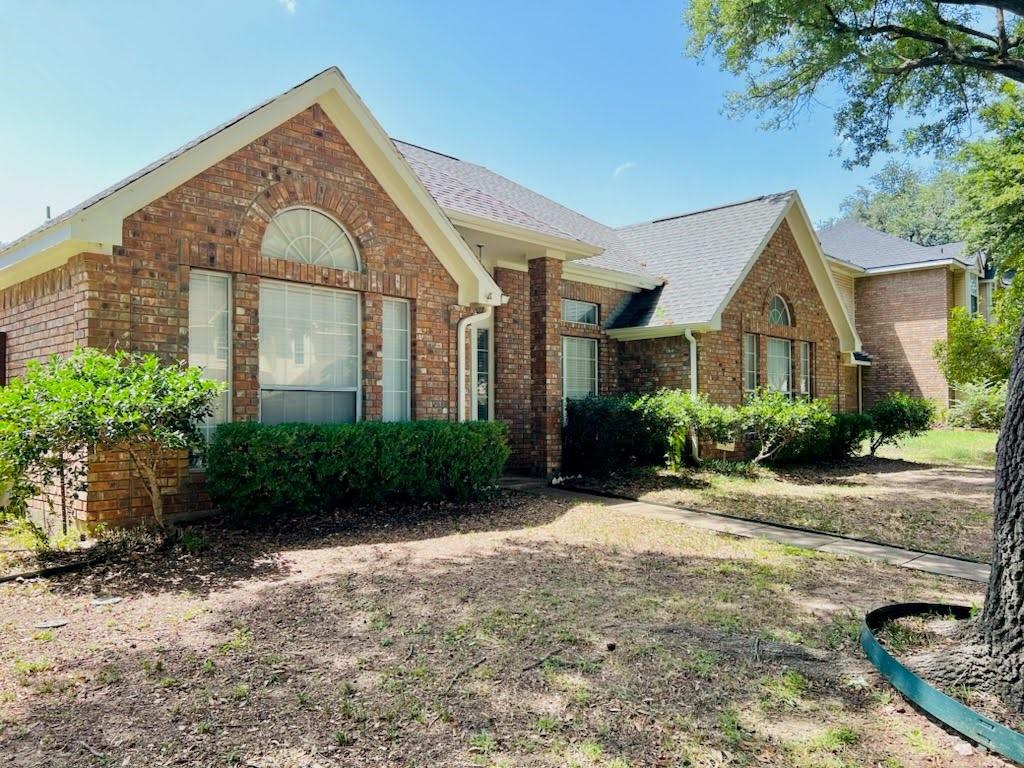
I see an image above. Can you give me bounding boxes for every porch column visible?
[529,254,563,476]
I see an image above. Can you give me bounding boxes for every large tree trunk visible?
[982,312,1024,710]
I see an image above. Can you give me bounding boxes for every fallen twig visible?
[522,647,562,672]
[443,656,487,694]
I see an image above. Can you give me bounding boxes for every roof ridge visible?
[617,190,795,230]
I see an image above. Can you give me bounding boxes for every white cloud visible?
[278,0,296,13]
[611,161,637,180]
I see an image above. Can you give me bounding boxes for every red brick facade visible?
[854,267,953,409]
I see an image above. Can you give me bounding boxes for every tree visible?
[686,0,1024,710]
[0,349,221,531]
[934,306,1015,387]
[829,161,962,245]
[686,1,1024,167]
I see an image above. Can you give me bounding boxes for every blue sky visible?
[0,0,893,244]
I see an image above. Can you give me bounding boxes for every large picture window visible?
[382,298,410,422]
[261,207,359,271]
[259,281,360,424]
[562,336,598,402]
[188,271,231,443]
[766,337,792,396]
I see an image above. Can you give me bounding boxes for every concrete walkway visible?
[501,477,990,583]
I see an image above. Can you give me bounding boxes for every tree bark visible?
[982,311,1024,710]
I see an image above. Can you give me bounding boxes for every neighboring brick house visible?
[818,220,986,410]
[0,68,863,527]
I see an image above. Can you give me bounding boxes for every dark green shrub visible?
[776,410,874,464]
[739,390,834,464]
[635,390,740,470]
[948,381,1006,430]
[867,393,936,455]
[562,395,672,476]
[205,421,510,520]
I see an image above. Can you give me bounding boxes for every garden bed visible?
[0,489,1003,767]
[567,454,994,562]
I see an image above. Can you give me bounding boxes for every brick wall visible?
[855,267,952,409]
[699,220,850,410]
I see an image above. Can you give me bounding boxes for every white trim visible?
[605,322,713,341]
[381,296,412,422]
[859,259,965,276]
[446,210,602,258]
[188,269,233,456]
[470,316,495,421]
[561,335,599,406]
[0,68,504,307]
[262,205,360,270]
[562,261,660,291]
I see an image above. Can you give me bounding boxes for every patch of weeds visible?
[468,729,497,755]
[219,627,252,654]
[684,648,720,678]
[716,707,746,748]
[141,658,164,677]
[903,727,938,755]
[13,658,53,685]
[201,658,216,675]
[824,612,861,650]
[158,676,180,688]
[878,618,934,654]
[178,529,207,553]
[230,683,250,701]
[31,629,54,643]
[534,716,560,735]
[96,664,121,685]
[760,669,808,709]
[333,730,354,747]
[787,726,860,768]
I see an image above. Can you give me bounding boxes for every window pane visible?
[563,337,598,401]
[766,338,792,394]
[475,327,490,421]
[382,298,410,422]
[799,341,812,397]
[768,295,791,326]
[562,299,598,326]
[260,390,357,425]
[189,272,230,443]
[742,333,758,392]
[261,207,359,271]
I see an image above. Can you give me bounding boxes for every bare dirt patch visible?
[570,456,995,561]
[0,491,1006,767]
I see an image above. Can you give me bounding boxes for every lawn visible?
[0,491,1001,767]
[568,431,997,562]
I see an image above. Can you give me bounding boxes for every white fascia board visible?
[562,262,660,292]
[825,255,866,275]
[0,68,504,307]
[605,323,712,341]
[446,210,603,259]
[861,259,960,276]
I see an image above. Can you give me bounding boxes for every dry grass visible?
[573,456,994,561]
[0,491,999,767]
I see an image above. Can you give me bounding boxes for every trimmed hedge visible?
[205,421,510,520]
[562,395,672,476]
[776,410,874,464]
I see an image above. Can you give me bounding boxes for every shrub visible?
[739,390,834,464]
[562,395,673,476]
[205,421,510,520]
[948,381,1007,430]
[866,392,936,455]
[776,410,874,464]
[636,391,740,470]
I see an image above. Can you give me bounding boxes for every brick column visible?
[529,256,563,476]
[232,273,260,421]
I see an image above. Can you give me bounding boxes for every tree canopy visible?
[826,160,962,244]
[686,1,1024,166]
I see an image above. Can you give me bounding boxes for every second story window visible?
[969,272,979,316]
[562,298,598,326]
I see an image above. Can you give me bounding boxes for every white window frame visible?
[968,272,980,316]
[798,340,812,398]
[562,298,599,326]
[258,279,362,424]
[562,336,599,407]
[742,332,758,395]
[766,337,793,397]
[261,205,361,271]
[382,297,411,422]
[188,270,232,463]
[768,295,792,326]
[471,314,495,421]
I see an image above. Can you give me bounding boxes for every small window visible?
[382,298,410,422]
[563,336,598,402]
[799,341,812,398]
[188,271,231,444]
[261,206,359,271]
[767,338,792,396]
[969,273,980,316]
[562,298,598,326]
[742,333,758,394]
[474,325,491,421]
[768,295,791,326]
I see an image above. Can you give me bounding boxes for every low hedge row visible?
[562,395,672,476]
[205,421,510,520]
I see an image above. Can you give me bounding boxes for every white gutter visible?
[456,306,492,421]
[684,328,700,462]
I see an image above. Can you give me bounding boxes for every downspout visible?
[858,365,863,414]
[684,329,699,462]
[457,306,492,421]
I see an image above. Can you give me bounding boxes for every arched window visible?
[261,207,359,271]
[768,295,791,326]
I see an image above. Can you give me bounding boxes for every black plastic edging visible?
[0,558,92,584]
[557,482,987,566]
[861,602,1024,765]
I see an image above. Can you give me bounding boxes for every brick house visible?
[818,220,986,410]
[0,68,863,527]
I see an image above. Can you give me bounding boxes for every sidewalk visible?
[501,476,990,583]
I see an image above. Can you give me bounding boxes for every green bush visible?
[776,410,874,464]
[739,390,834,464]
[948,381,1006,430]
[635,390,740,470]
[867,392,936,455]
[205,421,510,520]
[563,395,673,476]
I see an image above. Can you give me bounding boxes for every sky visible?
[0,0,899,244]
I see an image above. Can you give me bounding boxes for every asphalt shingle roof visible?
[816,219,970,270]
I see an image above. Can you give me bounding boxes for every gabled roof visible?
[817,219,971,271]
[0,68,503,306]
